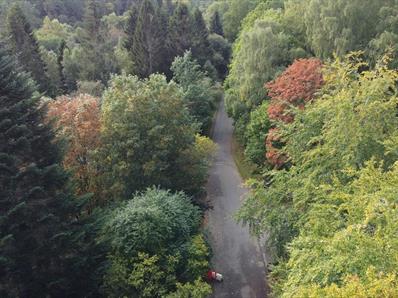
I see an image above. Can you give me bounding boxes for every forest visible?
[1,0,398,297]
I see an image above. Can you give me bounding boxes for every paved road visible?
[206,100,268,298]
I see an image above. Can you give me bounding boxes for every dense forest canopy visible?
[1,0,398,297]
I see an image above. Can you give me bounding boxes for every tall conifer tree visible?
[124,6,139,52]
[0,47,100,298]
[57,40,68,94]
[6,5,49,93]
[168,3,193,57]
[131,0,165,77]
[210,11,224,36]
[191,8,212,66]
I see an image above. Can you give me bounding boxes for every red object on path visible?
[207,270,217,281]
[207,270,223,282]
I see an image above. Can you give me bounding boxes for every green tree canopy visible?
[239,54,398,296]
[96,73,212,201]
[102,188,210,297]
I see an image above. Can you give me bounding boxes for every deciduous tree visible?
[46,94,101,199]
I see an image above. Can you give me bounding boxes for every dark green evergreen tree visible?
[84,0,101,41]
[210,10,224,36]
[124,6,139,52]
[191,8,212,66]
[79,0,118,83]
[168,3,193,57]
[131,0,166,77]
[6,5,49,93]
[0,46,102,298]
[57,40,68,94]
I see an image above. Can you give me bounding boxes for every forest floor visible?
[206,100,268,298]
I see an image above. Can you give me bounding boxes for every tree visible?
[0,47,100,297]
[35,16,73,52]
[239,54,398,296]
[265,58,323,167]
[244,101,271,166]
[222,0,260,42]
[171,51,219,133]
[6,4,49,93]
[97,73,213,201]
[191,9,212,66]
[302,0,390,59]
[123,6,138,53]
[84,0,102,40]
[168,3,193,58]
[130,0,166,77]
[225,9,292,142]
[102,188,210,297]
[210,11,223,36]
[208,33,231,80]
[57,40,68,94]
[166,279,212,298]
[46,94,101,200]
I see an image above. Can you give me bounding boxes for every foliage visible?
[213,0,261,42]
[265,58,323,167]
[209,10,223,36]
[171,51,219,133]
[293,268,398,298]
[168,3,193,59]
[6,4,49,93]
[35,16,73,51]
[302,0,389,59]
[239,54,398,296]
[166,278,212,298]
[191,8,212,66]
[46,94,101,200]
[0,46,101,297]
[97,73,213,201]
[102,188,210,297]
[225,4,307,144]
[208,33,231,80]
[129,0,168,78]
[244,101,271,166]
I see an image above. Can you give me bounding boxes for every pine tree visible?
[124,6,139,52]
[57,40,68,94]
[210,11,224,36]
[168,3,193,57]
[131,0,166,77]
[84,0,102,41]
[0,47,101,297]
[80,0,115,82]
[191,8,212,66]
[6,5,49,93]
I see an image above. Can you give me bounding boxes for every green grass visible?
[231,136,259,181]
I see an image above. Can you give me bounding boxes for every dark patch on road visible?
[206,100,268,298]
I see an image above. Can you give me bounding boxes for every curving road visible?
[206,100,268,298]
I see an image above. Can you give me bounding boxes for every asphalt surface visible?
[206,100,268,298]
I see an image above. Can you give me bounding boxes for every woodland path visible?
[206,100,268,298]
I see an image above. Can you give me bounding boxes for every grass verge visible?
[231,135,259,181]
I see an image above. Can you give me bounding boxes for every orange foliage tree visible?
[46,94,101,197]
[265,58,323,168]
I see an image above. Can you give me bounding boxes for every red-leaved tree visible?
[46,94,101,197]
[265,58,323,167]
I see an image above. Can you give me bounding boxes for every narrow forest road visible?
[206,100,268,298]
